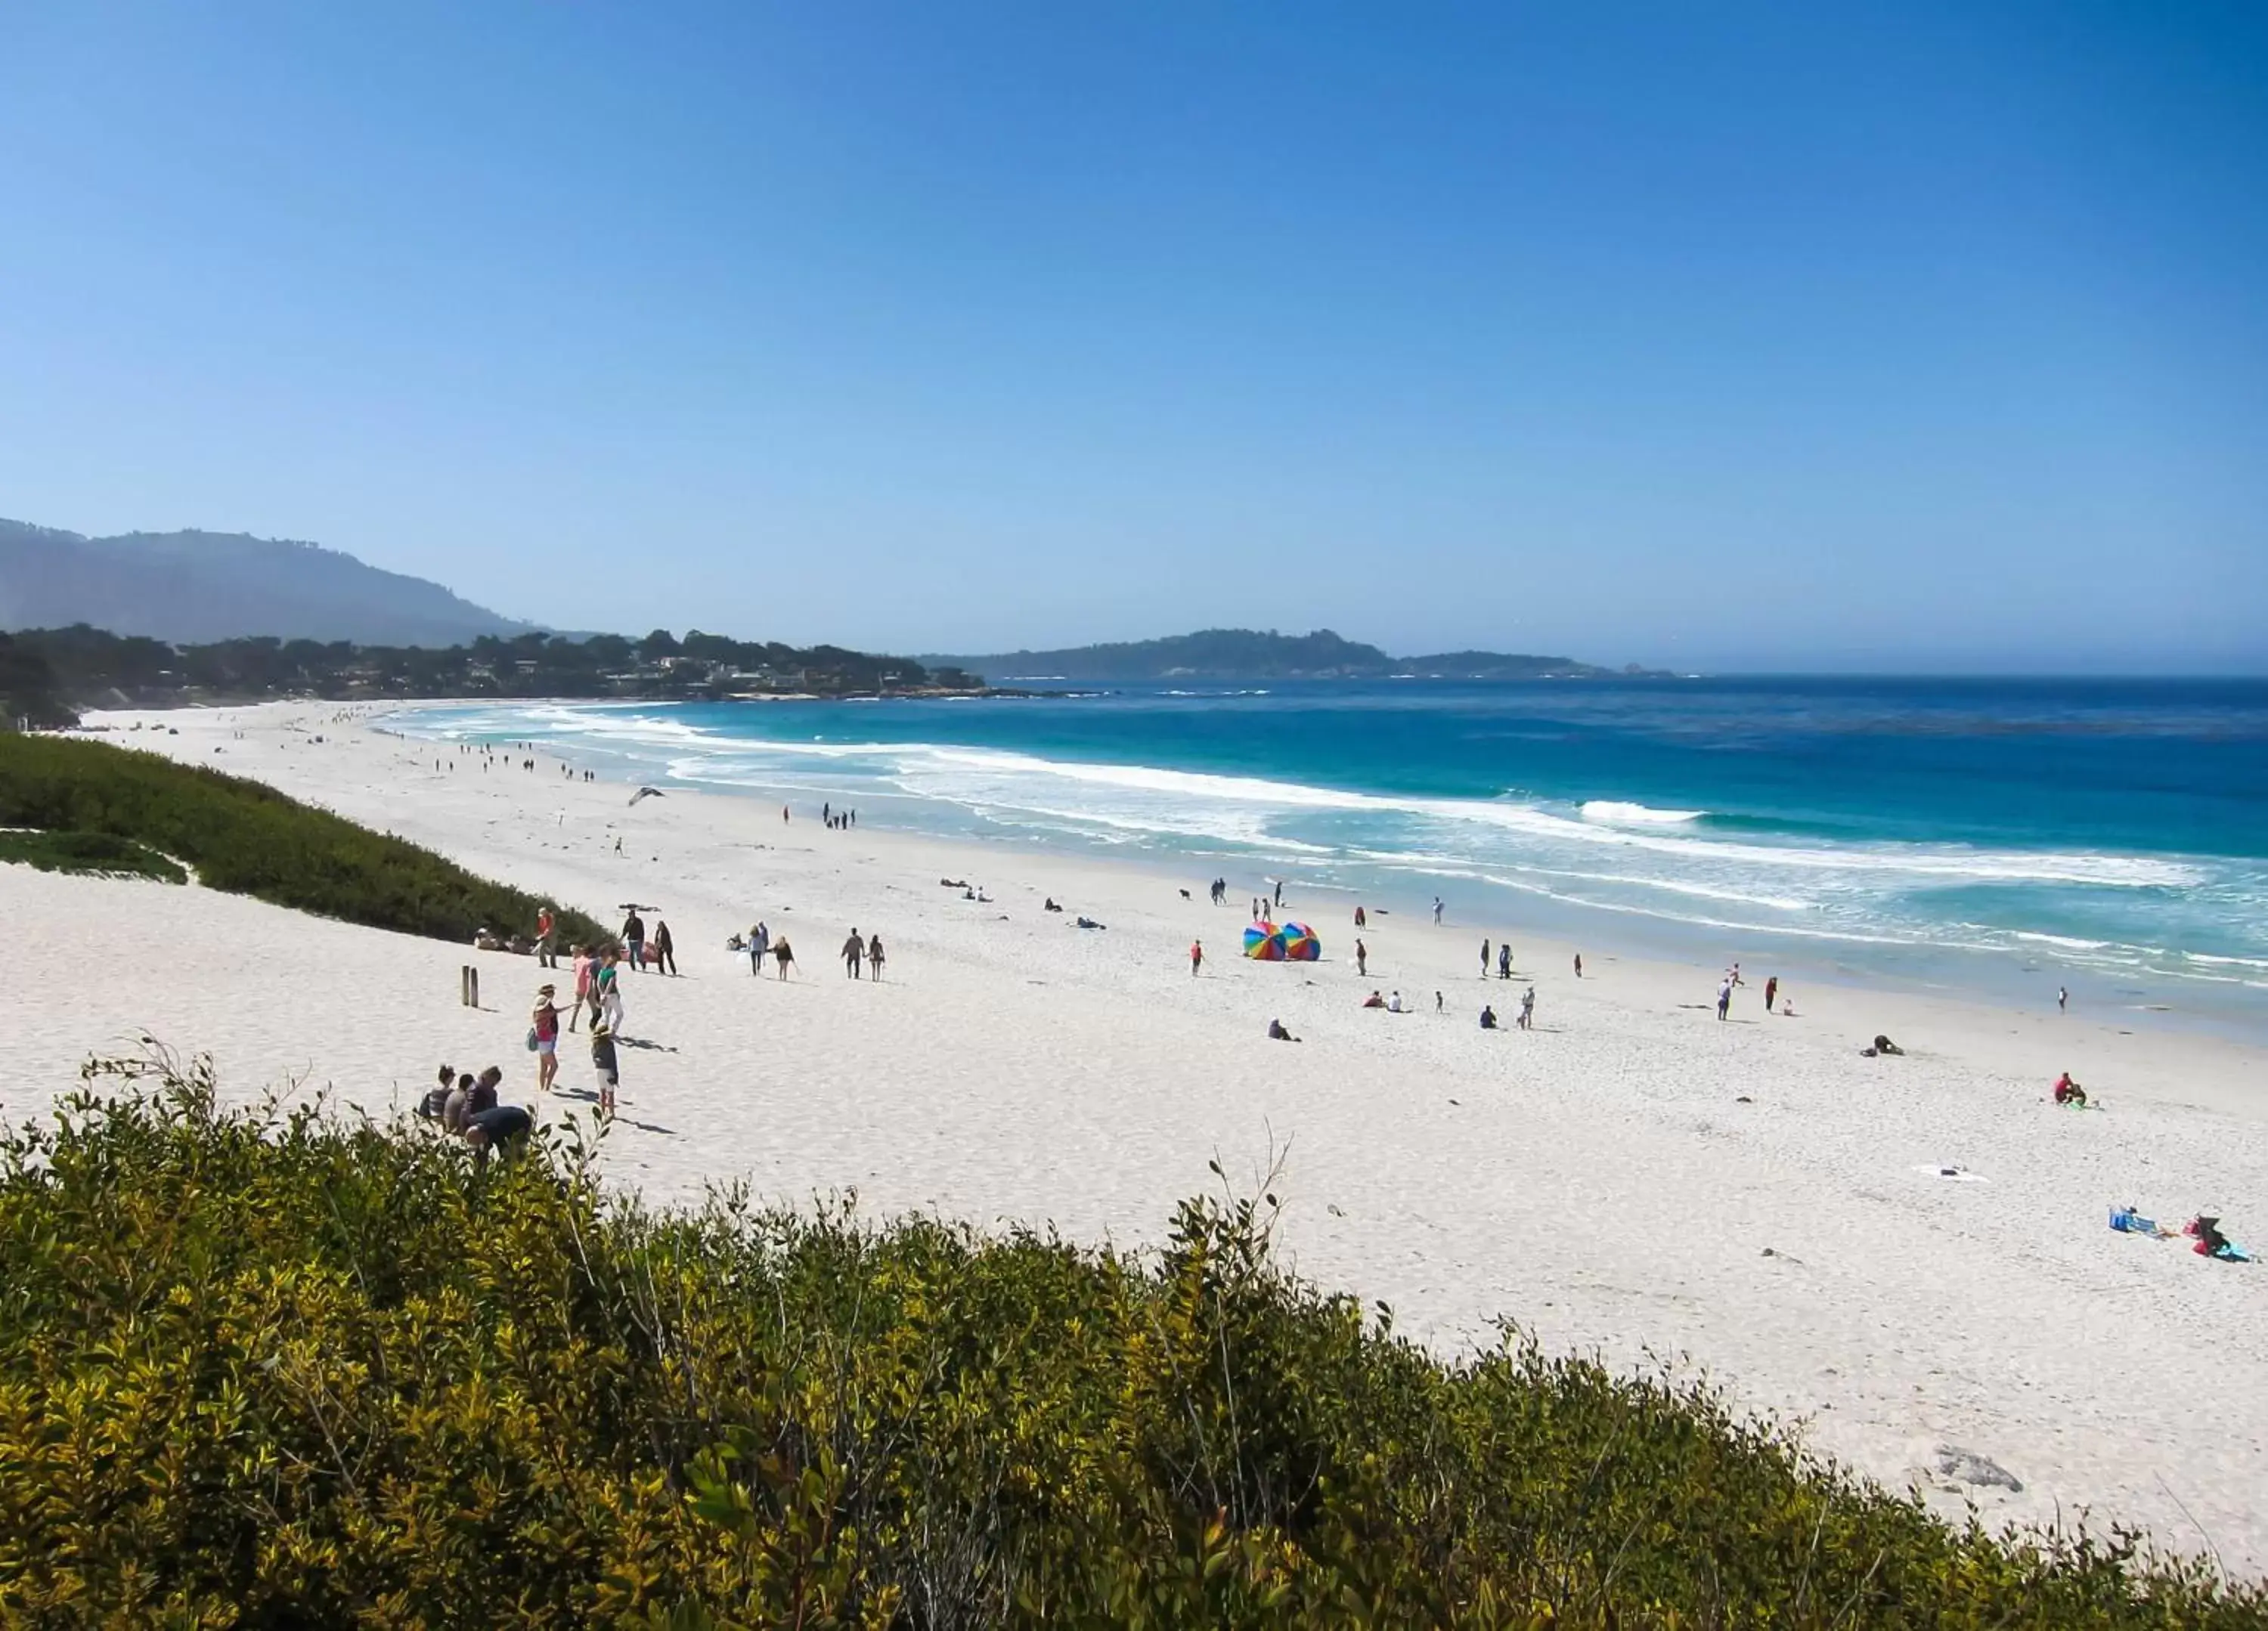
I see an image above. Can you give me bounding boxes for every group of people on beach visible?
[1713,964,1790,1020]
[417,1062,537,1162]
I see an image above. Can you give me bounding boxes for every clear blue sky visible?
[2,3,2262,671]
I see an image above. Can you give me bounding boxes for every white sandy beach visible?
[8,700,2265,1571]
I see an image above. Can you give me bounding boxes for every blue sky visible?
[2,3,2262,671]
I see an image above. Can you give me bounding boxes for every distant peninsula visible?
[930,628,1668,682]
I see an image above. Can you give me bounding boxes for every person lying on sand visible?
[1362,990,1386,1009]
[2186,1215,2250,1262]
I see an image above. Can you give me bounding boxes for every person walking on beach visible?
[590,1021,618,1122]
[1765,975,1779,1014]
[1433,896,1444,925]
[1573,952,1582,978]
[1498,942,1511,981]
[1190,939,1204,976]
[749,920,770,977]
[1354,905,1366,928]
[595,952,626,1032]
[2058,985,2068,1013]
[842,929,866,979]
[621,908,645,973]
[773,937,795,980]
[1355,938,1368,976]
[531,984,566,1094]
[1274,879,1284,908]
[1520,986,1536,1031]
[1480,939,1491,977]
[652,918,677,976]
[867,933,886,981]
[1716,976,1733,1021]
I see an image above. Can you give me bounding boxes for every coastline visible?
[10,698,2267,1569]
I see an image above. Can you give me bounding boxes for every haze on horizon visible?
[2,4,2263,675]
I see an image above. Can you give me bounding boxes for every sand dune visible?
[6,701,2263,1570]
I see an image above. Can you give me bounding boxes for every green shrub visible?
[0,1052,2255,1628]
[0,732,607,947]
[0,827,187,883]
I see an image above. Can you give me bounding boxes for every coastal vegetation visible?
[0,1054,2254,1629]
[0,827,187,883]
[0,623,984,727]
[0,732,606,946]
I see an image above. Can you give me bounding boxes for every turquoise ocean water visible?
[391,678,2268,1036]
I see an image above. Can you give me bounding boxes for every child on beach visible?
[530,984,565,1093]
[570,945,591,1030]
[590,1023,619,1120]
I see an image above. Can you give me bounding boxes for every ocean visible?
[389,677,2268,1035]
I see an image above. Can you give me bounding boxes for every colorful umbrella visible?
[1243,921,1321,961]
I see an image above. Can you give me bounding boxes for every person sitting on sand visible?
[1267,1018,1300,1042]
[1044,897,1062,911]
[419,1063,456,1120]
[2053,1071,2087,1107]
[440,1066,500,1136]
[1873,1034,1904,1056]
[1388,990,1407,1014]
[1362,990,1385,1009]
[1479,1004,1498,1029]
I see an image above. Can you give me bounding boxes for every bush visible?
[0,1053,2255,1628]
[0,732,608,947]
[0,827,187,883]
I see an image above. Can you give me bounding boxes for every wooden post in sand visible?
[461,964,479,1008]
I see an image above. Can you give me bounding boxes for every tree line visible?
[1,624,986,728]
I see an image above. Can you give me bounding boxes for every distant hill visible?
[934,628,1659,682]
[0,519,531,647]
